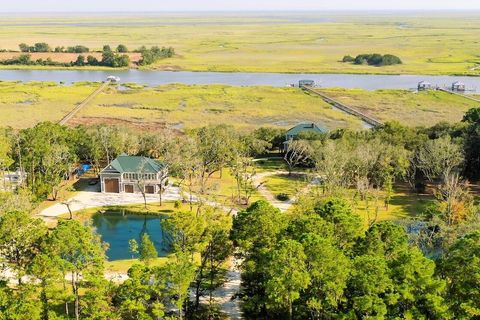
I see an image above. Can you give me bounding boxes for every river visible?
[0,69,479,91]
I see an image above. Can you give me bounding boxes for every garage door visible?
[104,179,119,193]
[145,185,155,194]
[125,185,134,193]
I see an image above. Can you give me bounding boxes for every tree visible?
[0,130,13,191]
[160,253,196,320]
[87,55,99,66]
[440,231,480,318]
[139,233,158,266]
[163,210,207,255]
[301,233,351,318]
[192,207,233,310]
[34,42,51,52]
[29,253,63,320]
[231,201,287,317]
[0,211,47,284]
[117,44,128,53]
[314,139,350,194]
[284,139,312,175]
[49,220,105,320]
[74,55,85,66]
[19,43,29,52]
[415,136,464,183]
[265,239,310,320]
[128,239,139,259]
[462,108,480,179]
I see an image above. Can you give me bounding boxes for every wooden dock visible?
[436,88,480,103]
[301,86,383,127]
[58,81,110,125]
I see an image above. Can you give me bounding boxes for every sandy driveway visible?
[38,184,182,218]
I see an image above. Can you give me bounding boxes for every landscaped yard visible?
[263,173,311,200]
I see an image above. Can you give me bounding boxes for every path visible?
[437,88,480,103]
[301,86,383,128]
[38,184,182,218]
[253,170,317,212]
[58,80,110,125]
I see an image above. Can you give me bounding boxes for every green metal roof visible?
[108,155,165,174]
[286,122,327,137]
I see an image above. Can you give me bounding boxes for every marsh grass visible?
[0,14,480,75]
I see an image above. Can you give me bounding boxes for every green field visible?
[0,81,363,130]
[319,88,479,127]
[0,13,480,74]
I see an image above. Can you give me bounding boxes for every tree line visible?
[0,43,175,68]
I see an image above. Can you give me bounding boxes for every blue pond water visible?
[91,213,169,261]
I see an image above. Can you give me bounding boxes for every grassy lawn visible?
[0,13,480,75]
[254,158,288,173]
[319,88,479,127]
[105,257,169,274]
[263,173,311,199]
[200,169,265,208]
[316,184,433,226]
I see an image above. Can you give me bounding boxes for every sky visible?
[1,0,480,12]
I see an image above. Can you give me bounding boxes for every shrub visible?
[276,193,290,201]
[117,44,128,53]
[349,53,402,66]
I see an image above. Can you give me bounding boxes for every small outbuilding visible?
[99,154,168,194]
[417,81,432,91]
[451,81,466,92]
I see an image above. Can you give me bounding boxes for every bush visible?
[348,53,402,66]
[174,200,182,209]
[138,46,175,66]
[117,44,128,53]
[276,193,290,201]
[66,45,90,53]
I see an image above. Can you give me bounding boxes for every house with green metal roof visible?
[99,154,168,194]
[285,122,327,141]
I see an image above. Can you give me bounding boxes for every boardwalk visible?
[301,86,383,127]
[437,88,480,103]
[58,81,110,125]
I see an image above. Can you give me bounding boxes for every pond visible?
[91,212,169,261]
[0,69,479,91]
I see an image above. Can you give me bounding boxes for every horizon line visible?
[1,9,480,14]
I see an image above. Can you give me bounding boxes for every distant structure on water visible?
[106,76,121,83]
[298,80,315,87]
[451,81,466,92]
[417,81,433,91]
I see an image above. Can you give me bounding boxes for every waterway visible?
[1,69,479,91]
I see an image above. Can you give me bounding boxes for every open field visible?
[0,13,480,74]
[318,88,479,127]
[0,81,364,130]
